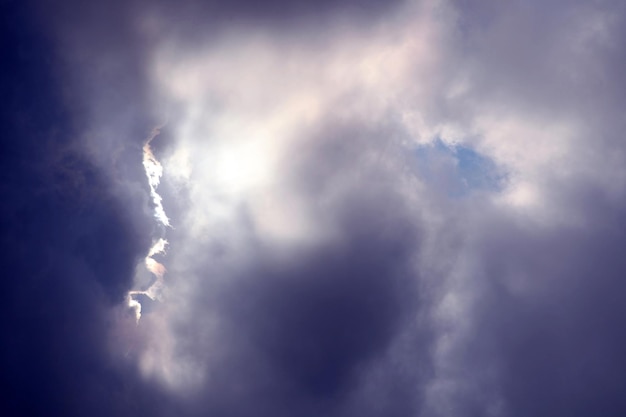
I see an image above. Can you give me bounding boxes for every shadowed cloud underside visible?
[2,0,626,416]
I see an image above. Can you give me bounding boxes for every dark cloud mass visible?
[0,2,160,416]
[3,0,626,416]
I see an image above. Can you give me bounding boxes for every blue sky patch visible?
[414,139,507,197]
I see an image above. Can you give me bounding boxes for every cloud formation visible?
[3,0,626,416]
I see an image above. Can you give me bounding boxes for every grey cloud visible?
[10,0,626,416]
[466,201,626,416]
[139,1,626,413]
[149,118,426,416]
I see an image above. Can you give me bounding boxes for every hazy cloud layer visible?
[3,0,626,416]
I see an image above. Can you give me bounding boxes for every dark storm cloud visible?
[449,196,626,417]
[0,2,169,416]
[7,0,626,416]
[176,240,420,416]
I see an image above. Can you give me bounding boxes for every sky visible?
[2,0,626,416]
